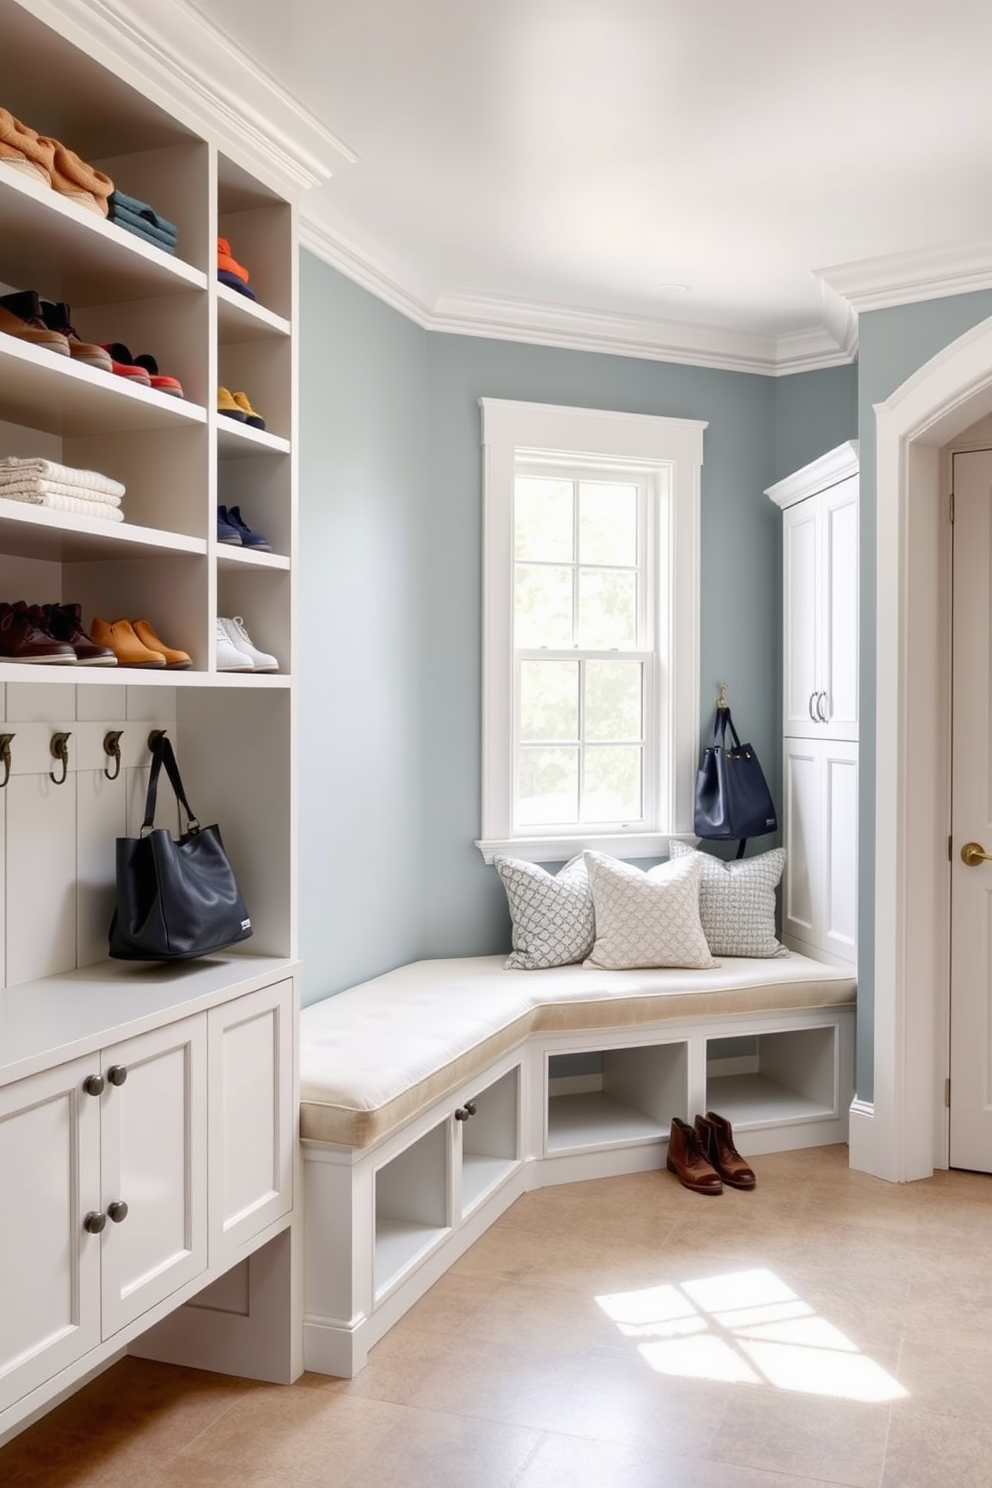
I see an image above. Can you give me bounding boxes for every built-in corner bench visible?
[300,952,856,1378]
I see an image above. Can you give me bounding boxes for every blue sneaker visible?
[226,505,271,551]
[217,506,242,544]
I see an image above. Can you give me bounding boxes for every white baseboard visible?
[847,1097,875,1175]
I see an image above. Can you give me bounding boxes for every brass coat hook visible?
[147,728,166,751]
[49,731,71,785]
[103,730,123,781]
[0,732,13,789]
[716,682,729,710]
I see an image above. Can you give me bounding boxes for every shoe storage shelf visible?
[0,0,303,1446]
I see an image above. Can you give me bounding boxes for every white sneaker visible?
[215,617,252,671]
[219,615,278,672]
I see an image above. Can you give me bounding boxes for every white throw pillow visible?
[493,854,595,969]
[582,850,716,970]
[668,840,789,958]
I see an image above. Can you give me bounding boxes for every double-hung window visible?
[478,399,706,863]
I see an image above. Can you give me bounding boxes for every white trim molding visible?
[818,238,992,317]
[867,311,992,1182]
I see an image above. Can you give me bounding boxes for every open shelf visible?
[0,501,206,563]
[374,1121,450,1299]
[546,1042,687,1154]
[217,284,291,342]
[460,1065,520,1215]
[705,1026,838,1130]
[215,546,289,572]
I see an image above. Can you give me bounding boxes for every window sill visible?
[475,833,699,866]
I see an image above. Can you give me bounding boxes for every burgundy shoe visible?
[695,1112,757,1190]
[666,1117,723,1195]
[0,602,75,662]
[42,602,117,666]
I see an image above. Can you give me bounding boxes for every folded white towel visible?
[0,456,125,499]
[0,478,122,506]
[0,490,125,522]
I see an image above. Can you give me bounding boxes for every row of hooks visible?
[0,729,166,788]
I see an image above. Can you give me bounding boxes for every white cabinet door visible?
[99,1016,208,1337]
[782,478,859,742]
[208,980,294,1265]
[0,1057,101,1415]
[782,737,858,965]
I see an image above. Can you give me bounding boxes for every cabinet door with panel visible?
[208,979,294,1265]
[782,476,859,741]
[98,1015,208,1338]
[782,737,858,965]
[0,1056,101,1417]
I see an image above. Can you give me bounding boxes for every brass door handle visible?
[961,841,992,867]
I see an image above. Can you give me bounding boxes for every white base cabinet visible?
[0,958,299,1448]
[782,736,858,965]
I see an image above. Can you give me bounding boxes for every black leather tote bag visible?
[109,733,253,961]
[693,706,778,849]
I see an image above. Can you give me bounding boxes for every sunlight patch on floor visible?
[596,1267,907,1403]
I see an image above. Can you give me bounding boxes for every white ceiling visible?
[138,0,992,370]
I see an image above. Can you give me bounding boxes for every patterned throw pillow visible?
[493,854,595,969]
[668,841,789,957]
[582,850,716,970]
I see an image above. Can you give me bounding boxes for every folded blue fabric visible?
[113,216,177,256]
[108,190,178,238]
[217,268,257,301]
[111,206,177,251]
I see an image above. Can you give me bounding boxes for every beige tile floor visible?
[3,1144,992,1487]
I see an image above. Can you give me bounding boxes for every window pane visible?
[517,747,579,826]
[583,746,643,823]
[578,569,637,649]
[579,481,638,566]
[520,660,578,741]
[585,661,642,741]
[515,564,573,647]
[515,477,574,561]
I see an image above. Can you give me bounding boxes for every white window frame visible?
[477,398,706,864]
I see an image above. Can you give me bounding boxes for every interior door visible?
[950,448,992,1171]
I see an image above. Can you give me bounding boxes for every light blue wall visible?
[298,249,857,1005]
[855,291,992,1098]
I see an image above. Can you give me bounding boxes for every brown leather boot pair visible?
[666,1112,756,1195]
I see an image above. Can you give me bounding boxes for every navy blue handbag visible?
[693,706,777,852]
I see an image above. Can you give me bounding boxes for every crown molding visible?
[765,439,860,510]
[816,238,992,315]
[300,213,856,376]
[15,0,355,191]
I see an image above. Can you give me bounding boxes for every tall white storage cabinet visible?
[0,0,302,1446]
[766,444,859,968]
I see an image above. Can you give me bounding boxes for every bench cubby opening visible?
[705,1024,838,1128]
[374,1120,450,1299]
[545,1040,688,1154]
[459,1065,521,1217]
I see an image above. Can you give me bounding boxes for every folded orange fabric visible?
[43,139,114,217]
[0,107,55,183]
[217,236,250,283]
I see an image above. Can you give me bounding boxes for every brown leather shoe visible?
[0,603,75,662]
[0,295,70,356]
[695,1112,757,1190]
[666,1117,723,1194]
[41,603,117,666]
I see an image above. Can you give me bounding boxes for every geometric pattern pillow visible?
[493,854,595,969]
[582,850,716,970]
[668,840,789,958]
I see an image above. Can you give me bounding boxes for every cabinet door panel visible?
[783,741,819,946]
[821,743,858,961]
[821,478,859,739]
[208,980,294,1264]
[0,1058,100,1414]
[783,502,820,737]
[100,1016,207,1337]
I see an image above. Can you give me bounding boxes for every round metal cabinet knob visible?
[83,1211,106,1234]
[107,1200,129,1224]
[454,1100,477,1121]
[82,1074,105,1096]
[106,1065,128,1087]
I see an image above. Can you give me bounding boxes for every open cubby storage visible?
[374,1120,451,1299]
[0,0,301,1448]
[459,1065,521,1216]
[705,1025,839,1129]
[545,1041,688,1153]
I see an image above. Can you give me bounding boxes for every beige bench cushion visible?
[300,953,856,1149]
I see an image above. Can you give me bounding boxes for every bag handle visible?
[141,734,200,835]
[712,706,743,752]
